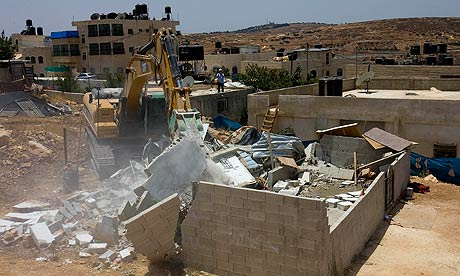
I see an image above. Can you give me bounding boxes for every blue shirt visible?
[217,72,225,84]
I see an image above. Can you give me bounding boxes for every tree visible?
[239,64,309,91]
[104,73,124,88]
[55,76,82,93]
[0,30,15,60]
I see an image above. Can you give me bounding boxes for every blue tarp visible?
[410,152,460,184]
[213,114,242,131]
[50,31,79,39]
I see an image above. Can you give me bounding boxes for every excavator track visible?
[85,127,116,179]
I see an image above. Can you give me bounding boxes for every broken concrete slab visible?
[267,166,291,187]
[59,207,74,220]
[278,187,300,196]
[47,221,62,234]
[88,243,108,254]
[84,197,97,208]
[143,138,207,202]
[63,222,78,235]
[13,201,50,213]
[6,210,59,223]
[318,164,354,180]
[75,231,93,247]
[120,248,133,262]
[326,198,341,208]
[273,181,289,192]
[79,252,91,258]
[93,216,119,245]
[348,191,362,197]
[135,191,156,214]
[63,201,78,216]
[337,201,353,211]
[30,222,55,249]
[300,171,311,185]
[98,250,117,262]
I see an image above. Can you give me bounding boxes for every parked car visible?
[75,73,96,80]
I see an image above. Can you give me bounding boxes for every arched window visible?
[38,56,44,64]
[310,70,317,78]
[25,56,30,61]
[30,56,36,64]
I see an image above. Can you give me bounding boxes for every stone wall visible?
[44,89,85,103]
[346,64,460,79]
[357,78,460,91]
[181,182,330,276]
[190,88,254,122]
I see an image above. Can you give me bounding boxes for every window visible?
[88,25,98,37]
[81,34,86,44]
[61,45,69,56]
[82,67,86,73]
[25,56,30,61]
[82,53,87,60]
[128,29,133,35]
[53,45,61,56]
[145,29,150,33]
[38,56,44,64]
[100,43,111,55]
[326,53,330,65]
[337,68,343,76]
[433,144,457,158]
[326,71,330,76]
[129,47,134,53]
[89,43,99,55]
[112,42,125,55]
[99,24,111,36]
[116,67,124,74]
[139,29,143,33]
[70,44,80,56]
[30,56,36,64]
[112,24,124,36]
[310,70,317,78]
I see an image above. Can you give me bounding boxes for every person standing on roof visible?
[216,68,225,93]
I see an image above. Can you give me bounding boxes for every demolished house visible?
[0,121,413,275]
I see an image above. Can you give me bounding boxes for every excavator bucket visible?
[169,109,204,139]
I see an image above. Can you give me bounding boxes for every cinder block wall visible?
[181,182,330,276]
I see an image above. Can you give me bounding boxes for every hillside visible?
[181,17,460,56]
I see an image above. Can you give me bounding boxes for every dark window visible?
[82,53,87,60]
[139,29,143,33]
[98,24,111,36]
[89,43,99,55]
[30,56,36,64]
[70,44,80,56]
[53,45,61,56]
[129,47,134,53]
[217,98,228,113]
[88,25,98,37]
[81,34,86,44]
[38,56,44,64]
[337,68,343,76]
[112,42,125,55]
[128,29,133,35]
[39,73,44,77]
[326,71,330,76]
[100,43,111,55]
[25,56,30,60]
[112,24,124,36]
[433,144,457,158]
[82,67,87,73]
[145,29,150,33]
[326,53,330,65]
[61,45,69,56]
[310,70,317,78]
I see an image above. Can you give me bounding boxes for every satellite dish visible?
[183,76,195,88]
[356,71,374,86]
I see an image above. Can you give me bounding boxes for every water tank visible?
[423,42,437,55]
[26,19,33,27]
[165,6,172,14]
[126,13,134,20]
[438,43,447,54]
[410,45,421,55]
[277,48,285,57]
[215,41,222,48]
[116,13,126,19]
[100,14,107,19]
[138,4,148,14]
[37,27,43,36]
[426,56,437,65]
[90,13,100,20]
[319,78,327,96]
[28,26,36,36]
[107,12,117,19]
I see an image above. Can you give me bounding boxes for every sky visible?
[1,0,459,36]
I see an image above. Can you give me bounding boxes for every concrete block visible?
[247,190,266,202]
[62,222,78,235]
[79,252,91,258]
[233,264,251,274]
[62,201,77,216]
[120,248,133,262]
[98,250,117,262]
[273,181,288,192]
[278,187,300,196]
[300,171,311,185]
[248,210,266,222]
[348,191,362,197]
[84,197,97,208]
[13,201,50,213]
[135,191,157,214]
[325,198,341,208]
[30,222,54,249]
[47,221,62,233]
[53,229,65,243]
[337,201,353,211]
[75,231,93,247]
[58,207,73,220]
[267,166,291,187]
[335,193,353,200]
[88,243,108,254]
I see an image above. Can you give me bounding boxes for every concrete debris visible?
[68,239,76,246]
[98,250,117,262]
[88,243,108,254]
[30,222,54,249]
[35,257,48,262]
[93,216,119,245]
[120,248,133,262]
[75,231,93,247]
[79,252,92,258]
[273,181,289,192]
[0,127,11,147]
[13,201,50,213]
[337,201,354,211]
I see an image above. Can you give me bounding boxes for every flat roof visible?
[343,89,460,101]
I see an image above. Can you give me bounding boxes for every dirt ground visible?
[1,106,460,275]
[346,176,460,276]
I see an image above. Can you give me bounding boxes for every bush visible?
[55,77,82,93]
[104,73,124,88]
[239,64,309,91]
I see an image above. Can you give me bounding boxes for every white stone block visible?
[30,222,55,249]
[335,193,353,200]
[337,201,353,211]
[326,198,341,208]
[88,243,108,254]
[273,181,288,192]
[347,191,362,197]
[99,250,117,262]
[120,248,133,262]
[75,231,93,247]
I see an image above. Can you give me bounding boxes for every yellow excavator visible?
[82,28,204,178]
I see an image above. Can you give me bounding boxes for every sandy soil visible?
[346,176,460,276]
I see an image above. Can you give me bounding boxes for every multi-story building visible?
[72,12,179,76]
